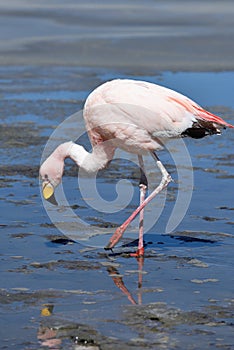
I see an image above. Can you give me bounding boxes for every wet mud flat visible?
[0,66,234,349]
[1,1,234,348]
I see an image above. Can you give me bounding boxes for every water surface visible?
[0,67,233,349]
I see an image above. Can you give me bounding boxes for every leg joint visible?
[139,171,148,188]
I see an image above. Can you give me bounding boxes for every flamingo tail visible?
[194,105,234,129]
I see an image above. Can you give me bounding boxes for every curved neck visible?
[67,141,115,173]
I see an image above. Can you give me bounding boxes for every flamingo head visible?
[39,153,65,205]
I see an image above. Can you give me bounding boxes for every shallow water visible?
[0,67,233,349]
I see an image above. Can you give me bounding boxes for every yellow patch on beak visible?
[41,304,54,317]
[42,182,54,200]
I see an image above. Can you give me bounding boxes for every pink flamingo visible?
[40,79,234,257]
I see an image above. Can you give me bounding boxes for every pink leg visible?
[137,256,144,305]
[105,152,172,253]
[107,266,137,305]
[131,155,147,257]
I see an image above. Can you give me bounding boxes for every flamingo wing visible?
[84,79,234,148]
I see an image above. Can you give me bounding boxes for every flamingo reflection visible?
[107,256,144,305]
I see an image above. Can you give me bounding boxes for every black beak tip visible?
[46,193,58,206]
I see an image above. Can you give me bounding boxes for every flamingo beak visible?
[42,182,58,205]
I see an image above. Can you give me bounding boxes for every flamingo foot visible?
[130,247,144,257]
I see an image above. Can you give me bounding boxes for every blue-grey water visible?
[0,67,233,349]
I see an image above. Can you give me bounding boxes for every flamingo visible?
[40,79,234,257]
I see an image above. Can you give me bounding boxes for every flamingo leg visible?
[107,266,137,305]
[130,155,147,257]
[105,151,172,253]
[137,255,144,305]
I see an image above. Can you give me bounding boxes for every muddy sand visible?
[0,0,234,70]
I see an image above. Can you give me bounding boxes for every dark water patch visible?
[0,289,63,306]
[10,232,33,239]
[0,123,48,148]
[1,99,80,126]
[40,222,56,228]
[226,221,234,225]
[138,232,219,251]
[0,222,26,229]
[170,230,233,242]
[87,216,119,228]
[42,233,79,248]
[6,198,36,206]
[30,259,100,271]
[214,153,234,162]
[217,174,234,179]
[0,165,39,178]
[70,203,87,210]
[0,177,18,188]
[50,237,76,245]
[218,206,234,211]
[171,235,216,244]
[7,265,33,274]
[202,216,225,222]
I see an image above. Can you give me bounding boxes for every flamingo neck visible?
[68,141,115,173]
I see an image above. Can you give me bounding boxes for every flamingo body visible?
[83,79,233,155]
[40,79,233,255]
